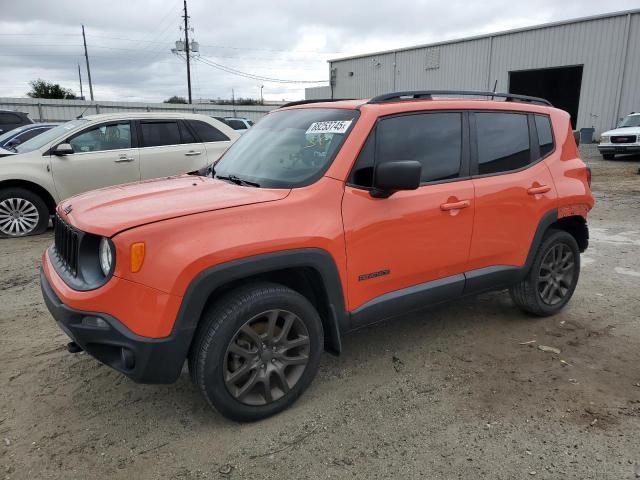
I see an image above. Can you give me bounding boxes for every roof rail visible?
[367,90,552,106]
[278,98,353,109]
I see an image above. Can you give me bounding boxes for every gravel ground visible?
[1,145,639,480]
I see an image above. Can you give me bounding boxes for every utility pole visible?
[183,0,192,104]
[77,64,84,99]
[81,25,94,100]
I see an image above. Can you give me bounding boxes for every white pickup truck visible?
[598,113,640,160]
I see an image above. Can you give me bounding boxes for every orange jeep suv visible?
[41,91,594,421]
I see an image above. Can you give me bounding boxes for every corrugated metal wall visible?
[329,11,640,135]
[0,97,275,123]
[305,86,332,99]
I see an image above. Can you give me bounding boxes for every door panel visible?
[342,181,475,312]
[51,121,140,200]
[51,149,140,200]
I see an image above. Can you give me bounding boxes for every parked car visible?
[0,146,16,159]
[0,112,238,237]
[0,123,57,153]
[214,116,254,134]
[41,91,593,421]
[0,110,33,135]
[598,112,640,159]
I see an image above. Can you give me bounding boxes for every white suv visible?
[0,112,238,237]
[598,112,640,160]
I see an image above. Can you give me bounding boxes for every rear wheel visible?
[189,282,323,422]
[602,153,615,160]
[509,229,580,316]
[0,188,49,238]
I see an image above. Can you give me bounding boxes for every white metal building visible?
[315,9,640,135]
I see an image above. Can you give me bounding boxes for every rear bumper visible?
[40,270,191,384]
[598,145,640,154]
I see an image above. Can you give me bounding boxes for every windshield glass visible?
[619,115,640,128]
[15,119,88,153]
[215,108,359,188]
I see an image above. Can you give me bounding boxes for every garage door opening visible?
[509,66,583,128]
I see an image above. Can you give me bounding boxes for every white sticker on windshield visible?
[306,120,352,135]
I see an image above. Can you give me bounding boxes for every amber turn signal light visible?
[130,242,145,273]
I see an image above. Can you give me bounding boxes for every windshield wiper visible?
[216,174,261,187]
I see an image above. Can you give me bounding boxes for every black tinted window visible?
[476,113,530,174]
[377,112,462,183]
[0,113,22,125]
[226,119,246,130]
[188,120,229,142]
[535,115,554,157]
[179,121,197,144]
[349,132,375,187]
[140,121,181,147]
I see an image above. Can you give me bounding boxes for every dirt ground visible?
[1,145,639,480]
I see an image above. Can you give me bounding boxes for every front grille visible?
[54,215,79,276]
[611,135,637,144]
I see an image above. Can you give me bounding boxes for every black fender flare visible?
[172,248,348,359]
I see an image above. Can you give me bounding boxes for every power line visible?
[194,56,327,84]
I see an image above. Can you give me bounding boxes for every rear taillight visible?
[586,166,592,187]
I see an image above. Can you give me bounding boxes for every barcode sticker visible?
[305,120,352,135]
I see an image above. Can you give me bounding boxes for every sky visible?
[0,0,638,103]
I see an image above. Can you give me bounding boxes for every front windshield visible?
[214,108,359,188]
[15,118,88,153]
[619,115,640,128]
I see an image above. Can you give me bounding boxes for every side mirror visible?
[53,143,74,156]
[371,160,422,198]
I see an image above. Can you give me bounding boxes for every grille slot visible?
[611,135,637,144]
[54,215,79,276]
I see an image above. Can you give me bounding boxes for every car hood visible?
[58,175,291,237]
[601,126,640,137]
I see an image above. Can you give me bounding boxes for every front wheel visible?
[510,229,580,316]
[0,188,49,238]
[189,282,324,422]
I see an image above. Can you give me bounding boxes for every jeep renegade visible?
[41,91,594,422]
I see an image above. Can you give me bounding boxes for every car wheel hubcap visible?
[538,243,575,306]
[223,309,310,406]
[0,198,39,236]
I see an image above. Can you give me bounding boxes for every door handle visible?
[440,200,471,211]
[114,156,135,163]
[185,151,202,156]
[527,185,551,195]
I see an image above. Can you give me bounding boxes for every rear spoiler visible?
[573,130,580,146]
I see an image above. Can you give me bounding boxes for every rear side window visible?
[535,115,554,157]
[179,121,197,144]
[188,120,230,142]
[0,113,22,125]
[377,112,463,183]
[226,119,247,130]
[476,113,530,175]
[140,121,181,147]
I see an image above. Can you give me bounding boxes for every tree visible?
[164,96,188,104]
[27,79,77,99]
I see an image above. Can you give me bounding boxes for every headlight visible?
[99,237,114,276]
[600,135,610,143]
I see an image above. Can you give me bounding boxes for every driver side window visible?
[69,122,132,153]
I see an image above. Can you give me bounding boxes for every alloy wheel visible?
[223,309,311,406]
[538,243,576,306]
[0,197,40,236]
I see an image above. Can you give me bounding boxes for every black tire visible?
[602,154,615,160]
[509,229,580,317]
[189,282,324,422]
[0,188,49,238]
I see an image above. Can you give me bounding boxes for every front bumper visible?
[41,270,191,384]
[598,145,640,154]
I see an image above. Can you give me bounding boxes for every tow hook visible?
[67,342,83,353]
